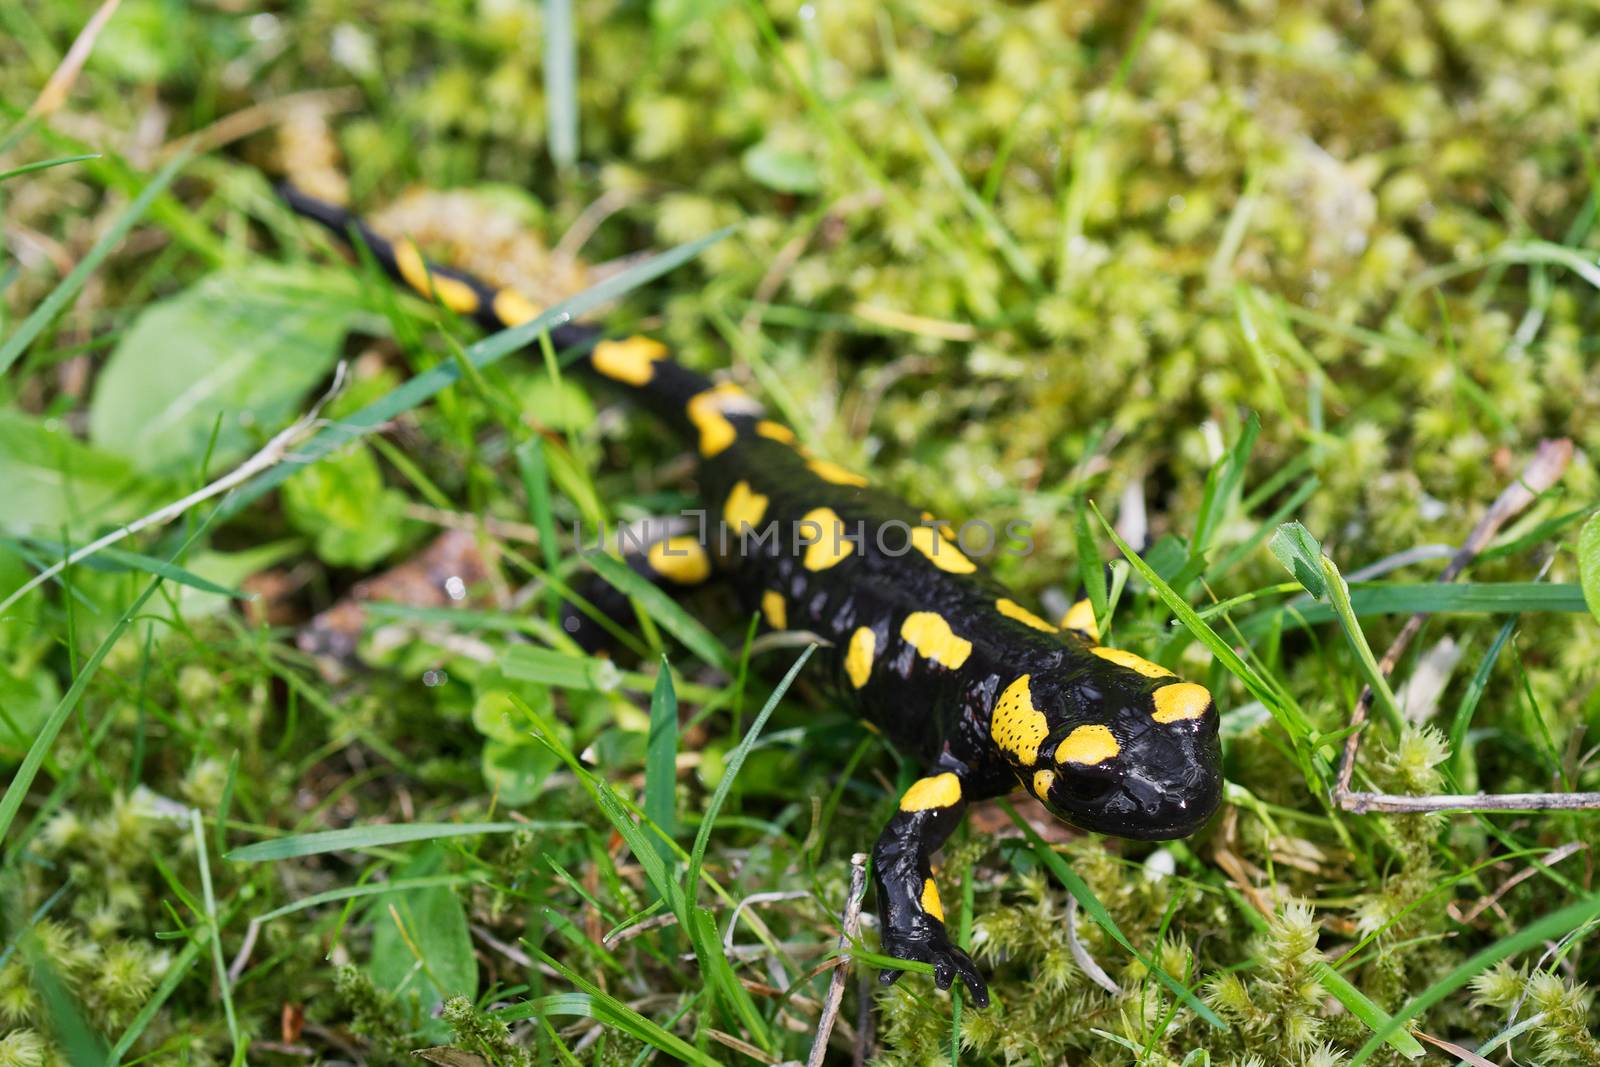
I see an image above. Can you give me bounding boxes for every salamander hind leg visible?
[872,768,989,1007]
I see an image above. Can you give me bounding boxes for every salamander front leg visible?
[872,769,989,1007]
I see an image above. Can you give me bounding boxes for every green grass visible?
[3,1,1600,1064]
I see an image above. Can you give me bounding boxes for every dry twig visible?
[808,852,868,1067]
[0,365,347,616]
[28,0,123,118]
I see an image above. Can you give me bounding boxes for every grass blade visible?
[105,908,217,1064]
[1318,554,1403,731]
[31,952,108,1066]
[0,152,98,181]
[0,570,168,849]
[0,150,189,376]
[190,809,241,1055]
[544,0,578,170]
[253,874,486,924]
[1449,617,1515,785]
[1312,960,1424,1059]
[4,537,247,599]
[644,659,679,862]
[214,225,734,521]
[515,695,685,915]
[226,821,529,861]
[505,956,722,1067]
[1349,894,1600,1064]
[684,644,816,903]
[1001,801,1227,1030]
[1090,501,1308,735]
[688,905,773,1052]
[585,551,735,674]
[515,437,562,618]
[1236,583,1588,636]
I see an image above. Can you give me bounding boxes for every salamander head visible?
[989,654,1222,840]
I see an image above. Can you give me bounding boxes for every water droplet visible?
[444,575,467,601]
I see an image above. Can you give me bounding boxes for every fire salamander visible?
[282,186,1223,1007]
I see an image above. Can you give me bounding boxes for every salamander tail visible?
[278,183,721,425]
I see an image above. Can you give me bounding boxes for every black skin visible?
[282,186,1224,1008]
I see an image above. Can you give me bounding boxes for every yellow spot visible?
[1055,725,1120,766]
[862,719,882,735]
[1091,646,1174,678]
[761,590,786,630]
[756,420,797,444]
[1153,682,1212,723]
[996,598,1058,633]
[724,480,769,532]
[799,506,852,571]
[394,240,480,314]
[909,526,976,574]
[1032,769,1056,800]
[686,383,753,457]
[646,535,710,585]
[808,459,869,487]
[493,288,541,326]
[845,627,876,688]
[592,336,669,387]
[991,674,1048,764]
[1062,598,1100,642]
[900,612,972,670]
[921,879,945,923]
[900,772,961,811]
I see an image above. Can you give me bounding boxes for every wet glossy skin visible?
[283,186,1224,1007]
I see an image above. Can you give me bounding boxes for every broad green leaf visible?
[1578,510,1600,624]
[0,411,164,536]
[369,847,478,1013]
[472,690,529,745]
[516,374,595,434]
[281,442,410,567]
[88,264,361,477]
[501,645,623,692]
[741,141,822,194]
[481,740,558,806]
